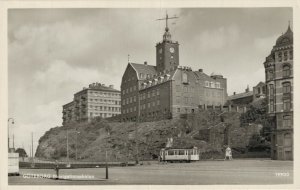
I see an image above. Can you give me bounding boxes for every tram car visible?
[160,147,199,163]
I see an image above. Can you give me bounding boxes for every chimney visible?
[109,85,114,89]
[144,61,147,65]
[198,69,203,72]
[233,92,236,95]
[245,85,249,92]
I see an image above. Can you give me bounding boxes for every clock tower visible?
[156,14,179,73]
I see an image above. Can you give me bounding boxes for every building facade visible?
[62,83,121,125]
[263,25,293,160]
[253,82,266,101]
[121,15,227,122]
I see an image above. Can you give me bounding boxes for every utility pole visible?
[8,118,14,151]
[13,134,15,150]
[31,132,33,158]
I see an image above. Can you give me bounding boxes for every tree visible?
[15,148,28,157]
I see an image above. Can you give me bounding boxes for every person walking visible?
[224,146,232,160]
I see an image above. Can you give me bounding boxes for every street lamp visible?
[75,129,80,160]
[8,118,14,151]
[105,130,110,179]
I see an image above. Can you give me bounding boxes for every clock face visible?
[159,48,162,54]
[169,47,175,53]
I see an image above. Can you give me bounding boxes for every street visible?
[9,159,293,185]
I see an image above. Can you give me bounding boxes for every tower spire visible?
[156,12,179,42]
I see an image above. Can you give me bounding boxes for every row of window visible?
[89,99,120,105]
[268,82,291,96]
[89,112,119,117]
[122,85,137,95]
[89,106,121,112]
[277,50,293,62]
[140,89,160,100]
[123,76,136,83]
[87,91,120,97]
[140,75,171,89]
[266,65,292,81]
[122,95,137,105]
[206,91,223,97]
[176,85,194,93]
[122,106,137,114]
[140,100,161,110]
[205,81,221,88]
[269,99,291,112]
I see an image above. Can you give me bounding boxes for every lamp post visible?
[75,129,80,160]
[8,118,14,151]
[105,131,110,179]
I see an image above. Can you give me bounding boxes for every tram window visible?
[168,150,174,155]
[179,150,185,155]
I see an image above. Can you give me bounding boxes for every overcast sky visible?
[8,8,292,155]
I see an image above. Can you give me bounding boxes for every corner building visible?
[263,25,293,160]
[121,16,227,122]
[63,83,121,125]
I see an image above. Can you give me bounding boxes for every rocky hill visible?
[35,109,269,161]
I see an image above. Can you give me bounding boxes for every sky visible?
[8,8,292,156]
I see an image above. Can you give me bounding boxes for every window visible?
[283,51,288,61]
[133,85,136,91]
[283,65,291,77]
[152,90,156,97]
[182,73,188,83]
[215,82,221,88]
[210,82,215,88]
[147,92,150,98]
[157,89,160,96]
[278,52,282,62]
[267,70,274,80]
[157,100,160,106]
[205,81,209,87]
[184,97,188,104]
[282,82,291,94]
[270,99,274,112]
[139,73,144,78]
[283,99,291,111]
[133,96,136,102]
[283,115,292,128]
[184,86,188,93]
[289,50,293,60]
[122,90,125,95]
[269,84,274,96]
[148,103,150,108]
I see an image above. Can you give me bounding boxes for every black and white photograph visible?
[1,1,299,188]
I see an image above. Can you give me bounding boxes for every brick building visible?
[62,83,121,125]
[121,14,227,122]
[263,25,293,160]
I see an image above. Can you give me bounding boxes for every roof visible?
[228,91,253,100]
[130,63,157,79]
[75,84,120,96]
[254,81,265,88]
[275,25,293,46]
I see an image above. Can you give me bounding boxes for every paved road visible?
[9,159,293,185]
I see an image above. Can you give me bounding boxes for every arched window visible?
[182,73,188,84]
[283,65,291,77]
[282,82,291,94]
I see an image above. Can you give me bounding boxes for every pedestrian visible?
[224,146,232,160]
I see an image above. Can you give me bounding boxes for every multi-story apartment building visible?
[120,14,227,122]
[62,82,121,125]
[263,25,293,160]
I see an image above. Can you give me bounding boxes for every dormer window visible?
[139,73,144,79]
[182,73,188,84]
[278,52,282,62]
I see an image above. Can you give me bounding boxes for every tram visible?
[159,147,199,163]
